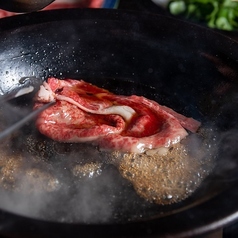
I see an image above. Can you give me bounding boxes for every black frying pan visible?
[0,8,237,238]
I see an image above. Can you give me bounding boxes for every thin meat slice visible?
[35,100,126,142]
[34,78,200,153]
[159,105,201,133]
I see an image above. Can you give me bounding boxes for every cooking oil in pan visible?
[0,78,217,222]
[116,128,216,205]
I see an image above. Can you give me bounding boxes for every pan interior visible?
[0,78,217,224]
[0,9,237,225]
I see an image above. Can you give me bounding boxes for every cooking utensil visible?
[0,76,55,140]
[0,77,43,102]
[0,101,55,140]
[0,0,54,12]
[0,8,237,238]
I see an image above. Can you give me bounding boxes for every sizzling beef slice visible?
[34,78,200,153]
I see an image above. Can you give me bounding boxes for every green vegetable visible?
[168,0,238,31]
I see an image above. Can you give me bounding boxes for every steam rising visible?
[0,172,115,223]
[115,127,216,205]
[0,97,217,224]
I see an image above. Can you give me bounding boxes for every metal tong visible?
[0,77,54,140]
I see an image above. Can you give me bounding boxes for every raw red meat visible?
[34,78,201,153]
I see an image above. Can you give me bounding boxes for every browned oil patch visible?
[117,136,214,205]
[0,137,60,193]
[72,162,103,179]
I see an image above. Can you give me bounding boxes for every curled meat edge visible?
[34,79,200,153]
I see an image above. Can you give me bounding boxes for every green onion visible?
[168,0,238,31]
